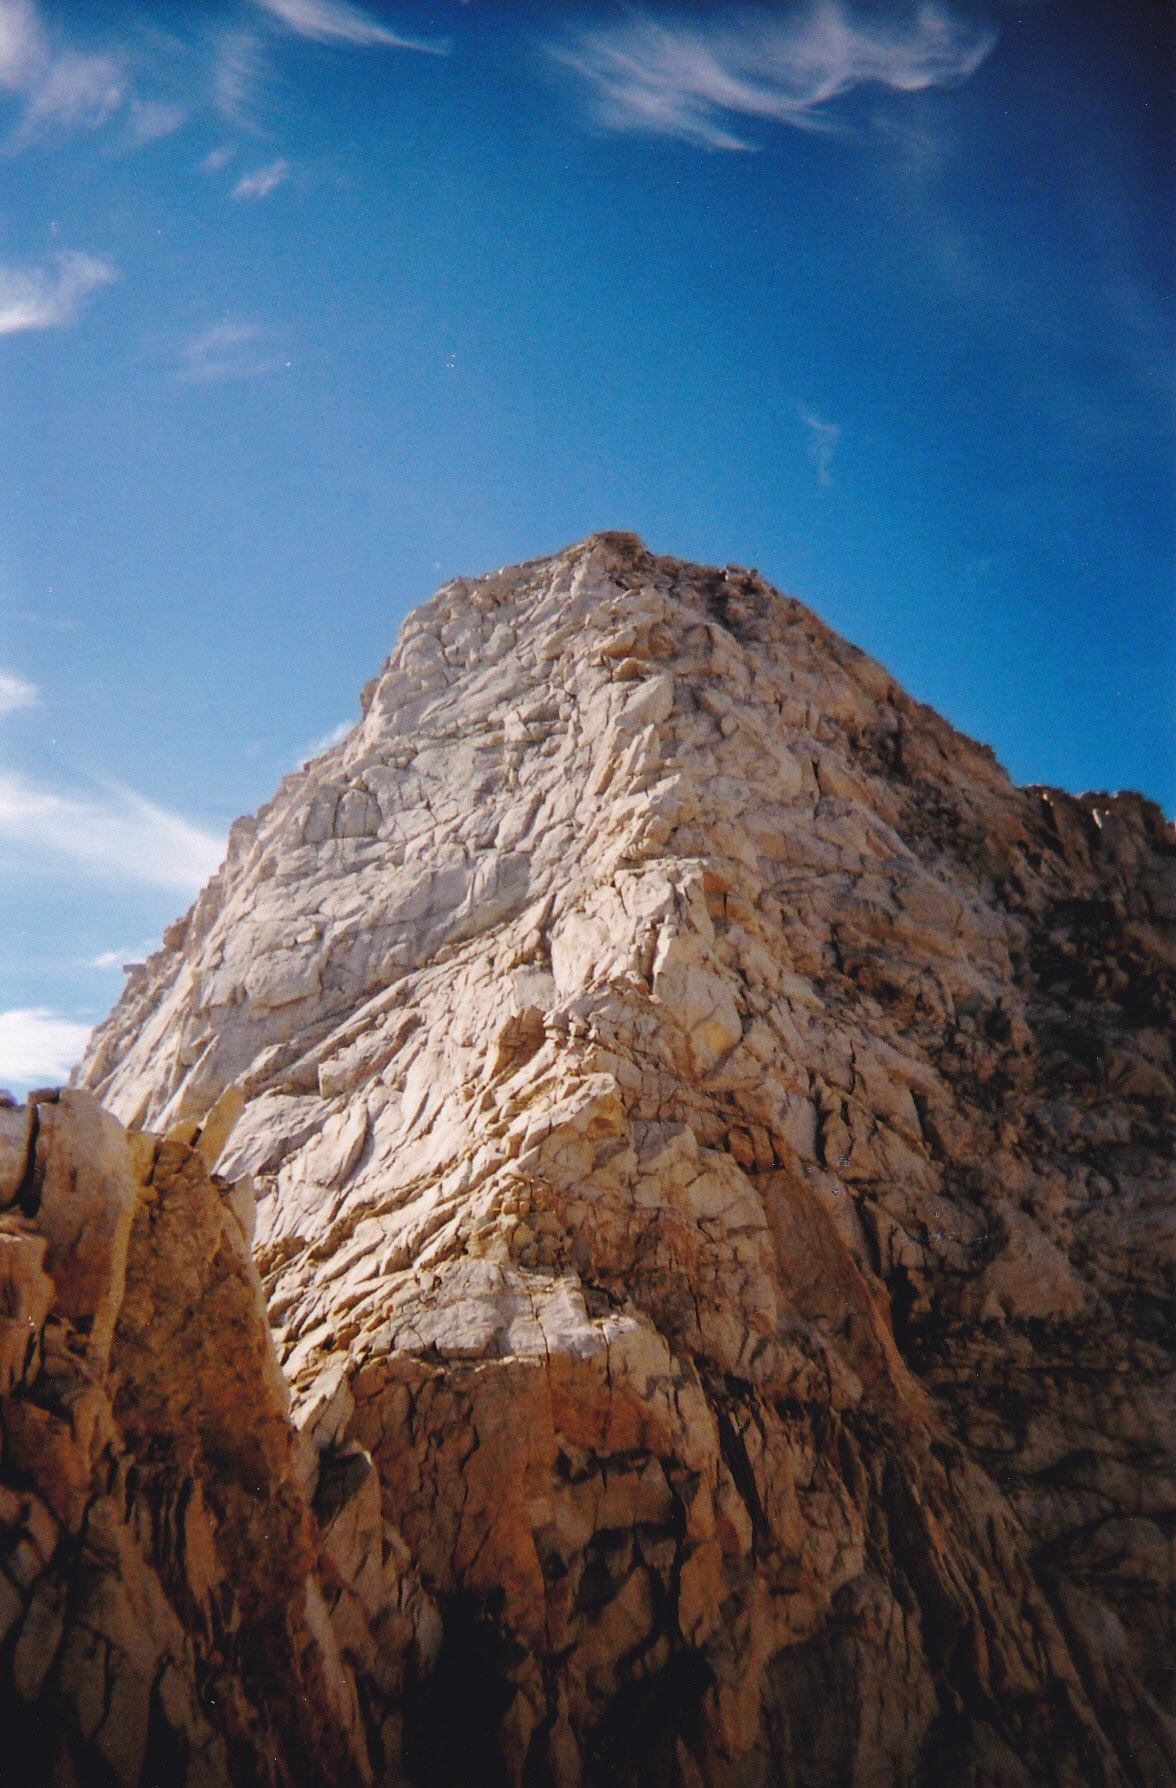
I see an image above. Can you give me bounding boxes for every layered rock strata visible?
[70,531,1175,1787]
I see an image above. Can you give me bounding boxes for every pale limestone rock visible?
[71,532,1175,1788]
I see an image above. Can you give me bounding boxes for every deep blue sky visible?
[0,0,1172,1090]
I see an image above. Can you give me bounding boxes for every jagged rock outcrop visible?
[62,531,1175,1786]
[0,1086,436,1787]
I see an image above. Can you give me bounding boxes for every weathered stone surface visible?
[73,532,1175,1786]
[31,1090,143,1374]
[0,1090,409,1786]
[0,1100,33,1206]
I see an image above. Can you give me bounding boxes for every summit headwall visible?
[66,531,1174,1786]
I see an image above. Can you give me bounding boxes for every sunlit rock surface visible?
[62,531,1176,1785]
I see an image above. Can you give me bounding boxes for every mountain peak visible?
[63,537,1174,1786]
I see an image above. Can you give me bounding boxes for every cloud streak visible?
[253,0,449,54]
[0,1007,92,1088]
[232,157,289,199]
[17,46,124,136]
[302,718,354,763]
[213,29,264,125]
[0,0,45,90]
[0,250,116,336]
[551,2,998,150]
[0,770,225,891]
[0,0,129,145]
[800,406,840,485]
[126,97,187,147]
[91,943,156,970]
[179,319,283,381]
[0,670,37,713]
[1,1,446,157]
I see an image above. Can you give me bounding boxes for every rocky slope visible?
[39,530,1176,1784]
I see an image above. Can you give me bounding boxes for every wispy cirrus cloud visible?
[90,943,155,970]
[800,406,840,486]
[179,319,284,381]
[0,0,129,145]
[0,769,225,891]
[232,156,289,199]
[302,718,354,764]
[873,87,1175,427]
[0,670,37,714]
[16,46,124,137]
[0,250,116,336]
[213,29,266,126]
[253,0,449,54]
[126,96,187,147]
[0,0,42,90]
[0,1006,92,1088]
[0,0,447,157]
[551,2,998,151]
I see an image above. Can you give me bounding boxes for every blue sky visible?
[0,0,1172,1092]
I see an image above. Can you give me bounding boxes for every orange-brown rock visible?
[0,1087,438,1787]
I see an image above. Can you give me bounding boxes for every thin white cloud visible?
[213,29,265,126]
[231,156,289,199]
[302,719,353,763]
[9,608,75,632]
[127,97,187,146]
[0,250,116,336]
[0,0,127,147]
[0,670,37,714]
[552,3,998,151]
[799,406,840,486]
[0,0,45,92]
[15,46,124,137]
[90,940,155,970]
[253,0,449,54]
[0,1007,92,1088]
[0,770,225,891]
[179,319,282,382]
[201,142,237,171]
[0,2,188,151]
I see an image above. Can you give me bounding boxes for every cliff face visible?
[34,530,1175,1785]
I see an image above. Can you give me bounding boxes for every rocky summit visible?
[1,531,1173,1787]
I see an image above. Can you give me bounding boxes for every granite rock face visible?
[0,1085,436,1787]
[67,532,1175,1786]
